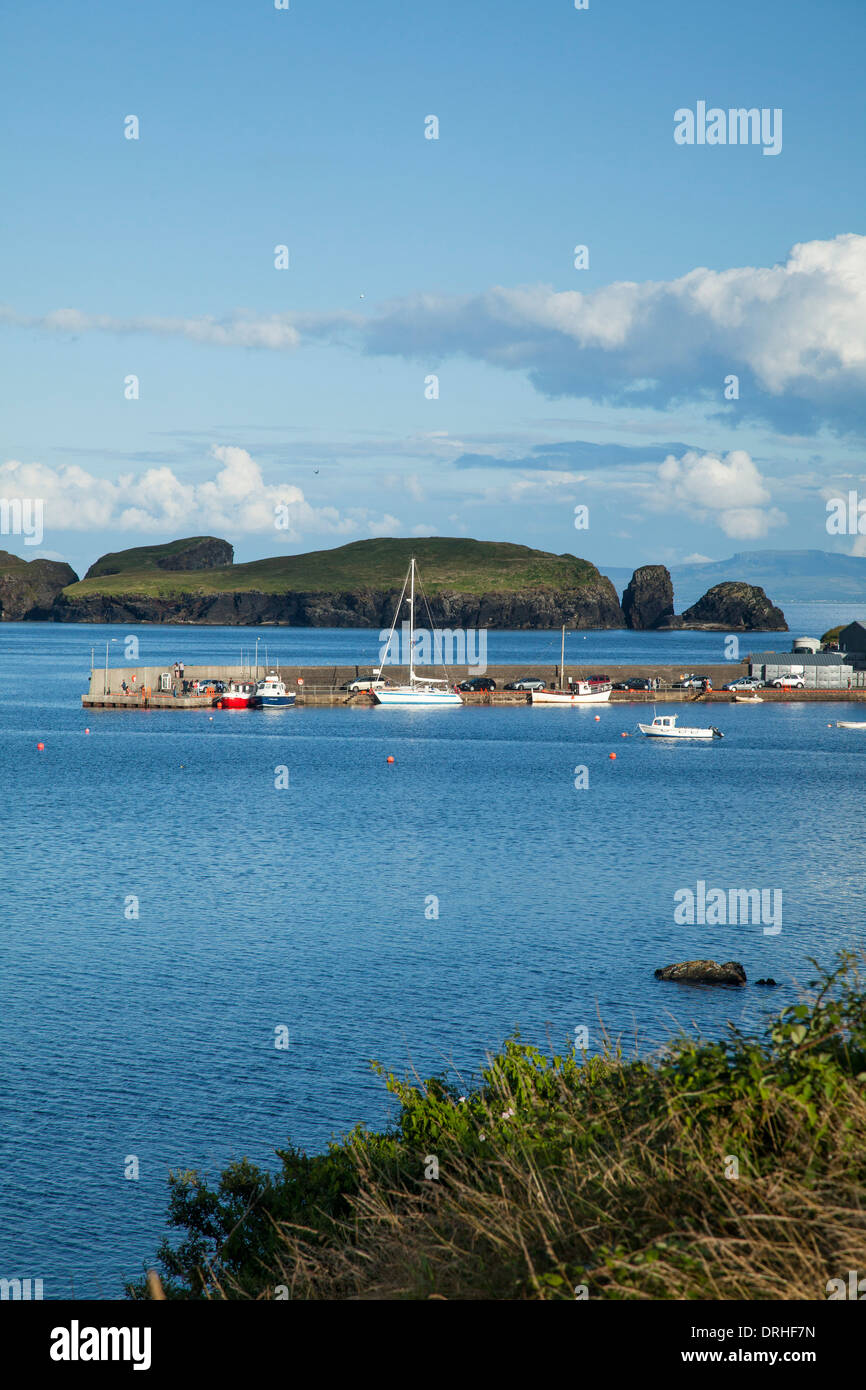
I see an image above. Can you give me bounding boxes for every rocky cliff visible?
[53,578,625,629]
[621,565,675,629]
[659,581,787,631]
[0,552,79,620]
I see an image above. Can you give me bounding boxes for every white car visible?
[346,676,393,692]
[769,675,805,689]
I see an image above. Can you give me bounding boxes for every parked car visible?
[769,675,805,689]
[723,677,763,691]
[457,677,496,692]
[504,677,546,691]
[587,673,611,686]
[672,674,707,690]
[345,676,393,691]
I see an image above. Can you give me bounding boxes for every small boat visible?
[530,627,611,704]
[532,681,611,705]
[733,694,763,703]
[251,672,295,708]
[373,558,463,708]
[836,720,866,729]
[638,713,724,740]
[220,680,256,709]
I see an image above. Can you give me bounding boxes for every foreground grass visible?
[129,953,866,1301]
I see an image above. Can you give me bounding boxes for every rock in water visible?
[654,959,747,985]
[621,565,675,630]
[663,582,786,631]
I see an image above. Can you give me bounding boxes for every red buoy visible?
[386,755,395,763]
[36,742,45,751]
[609,752,616,759]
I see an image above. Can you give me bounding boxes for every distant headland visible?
[0,535,787,631]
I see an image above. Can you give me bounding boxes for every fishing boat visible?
[373,558,462,707]
[532,681,610,705]
[836,720,866,729]
[251,672,295,708]
[530,626,611,704]
[638,713,723,740]
[220,680,257,709]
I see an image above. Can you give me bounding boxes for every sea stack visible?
[621,565,675,630]
[659,582,787,631]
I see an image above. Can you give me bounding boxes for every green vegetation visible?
[83,537,222,578]
[821,625,844,645]
[128,953,866,1301]
[66,536,601,600]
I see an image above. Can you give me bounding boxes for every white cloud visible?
[0,447,396,541]
[650,449,787,539]
[6,235,865,431]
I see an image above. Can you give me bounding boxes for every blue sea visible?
[1,611,864,1298]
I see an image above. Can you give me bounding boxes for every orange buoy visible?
[621,732,628,738]
[594,714,600,721]
[36,742,45,751]
[85,728,90,734]
[609,752,616,759]
[386,755,395,763]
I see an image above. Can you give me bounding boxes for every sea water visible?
[0,618,864,1296]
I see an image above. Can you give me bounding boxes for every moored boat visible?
[530,627,611,704]
[836,720,866,729]
[532,681,611,705]
[638,713,723,739]
[251,673,295,708]
[733,694,763,703]
[373,558,463,708]
[220,680,257,709]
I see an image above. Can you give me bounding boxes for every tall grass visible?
[129,953,866,1301]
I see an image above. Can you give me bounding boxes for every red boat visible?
[218,681,256,709]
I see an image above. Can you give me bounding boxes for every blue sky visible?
[1,0,865,578]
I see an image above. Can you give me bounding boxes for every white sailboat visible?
[531,625,611,704]
[373,557,463,708]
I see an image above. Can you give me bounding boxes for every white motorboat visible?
[373,558,463,708]
[733,694,763,703]
[836,720,866,729]
[638,713,723,739]
[251,672,295,708]
[532,681,611,705]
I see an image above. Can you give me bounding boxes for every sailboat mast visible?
[409,556,416,684]
[560,624,565,691]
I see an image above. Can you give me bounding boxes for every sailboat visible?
[373,558,463,707]
[531,625,612,704]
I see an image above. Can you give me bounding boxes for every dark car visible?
[611,676,652,691]
[504,677,546,691]
[458,677,496,692]
[587,673,611,685]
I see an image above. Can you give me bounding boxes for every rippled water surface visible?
[1,620,864,1297]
